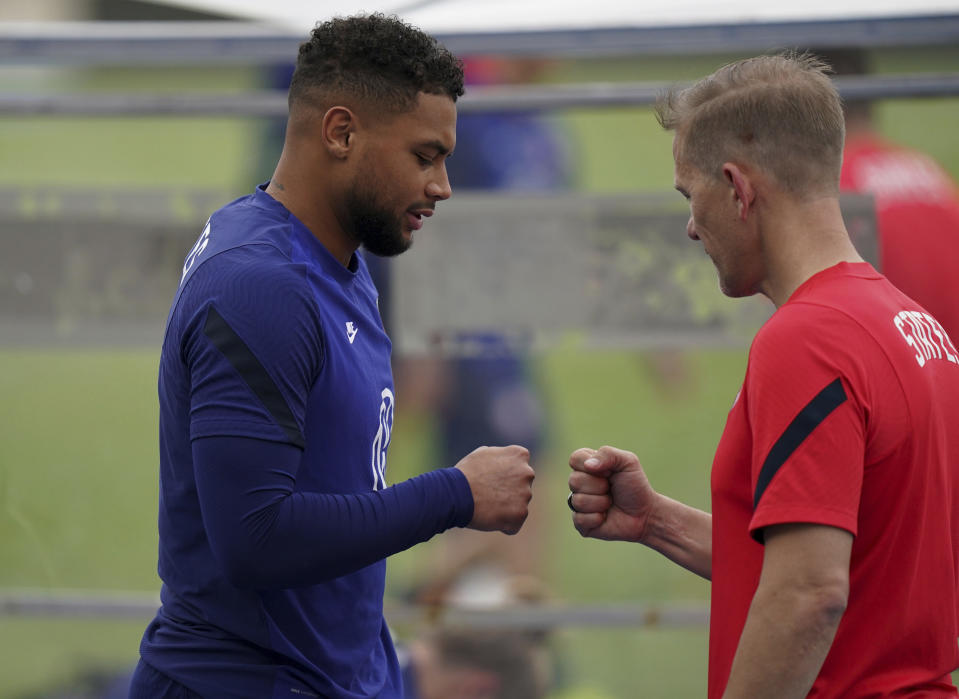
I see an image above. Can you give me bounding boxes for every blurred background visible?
[2,1,959,697]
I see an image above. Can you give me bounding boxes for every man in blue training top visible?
[129,13,535,699]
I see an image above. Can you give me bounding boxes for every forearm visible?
[244,473,472,586]
[643,494,712,580]
[194,436,473,589]
[722,581,843,698]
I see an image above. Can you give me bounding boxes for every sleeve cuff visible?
[440,467,474,528]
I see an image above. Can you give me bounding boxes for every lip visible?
[406,208,434,232]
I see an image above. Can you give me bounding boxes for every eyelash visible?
[415,154,432,166]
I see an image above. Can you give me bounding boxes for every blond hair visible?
[656,52,845,196]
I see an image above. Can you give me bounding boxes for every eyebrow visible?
[420,140,451,156]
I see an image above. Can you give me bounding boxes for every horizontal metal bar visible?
[1,15,959,65]
[436,602,709,631]
[463,74,959,110]
[0,588,708,629]
[0,90,289,117]
[436,15,959,57]
[832,74,959,100]
[1,74,957,117]
[0,589,161,619]
[0,21,301,66]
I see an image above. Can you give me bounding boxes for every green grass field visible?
[2,46,959,697]
[0,347,744,696]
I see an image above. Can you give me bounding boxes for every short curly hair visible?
[289,13,464,115]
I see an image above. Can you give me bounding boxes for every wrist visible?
[444,466,475,528]
[640,492,672,547]
[635,493,668,549]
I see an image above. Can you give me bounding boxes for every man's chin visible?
[362,236,412,258]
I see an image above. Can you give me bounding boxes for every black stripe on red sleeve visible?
[753,377,847,513]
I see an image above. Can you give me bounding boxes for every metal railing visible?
[0,587,709,630]
[3,74,959,117]
[2,15,959,62]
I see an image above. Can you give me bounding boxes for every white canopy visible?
[152,0,959,34]
[3,0,959,66]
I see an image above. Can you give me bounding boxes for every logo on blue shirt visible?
[345,321,358,345]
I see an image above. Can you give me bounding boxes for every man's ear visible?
[322,106,356,159]
[723,162,755,221]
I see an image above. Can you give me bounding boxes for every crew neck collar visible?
[252,183,361,282]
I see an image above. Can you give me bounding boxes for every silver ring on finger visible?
[567,491,578,513]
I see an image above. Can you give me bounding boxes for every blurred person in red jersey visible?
[818,47,959,341]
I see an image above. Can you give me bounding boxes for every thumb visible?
[586,445,637,475]
[581,454,612,475]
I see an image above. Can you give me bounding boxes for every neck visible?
[757,192,863,307]
[266,150,357,268]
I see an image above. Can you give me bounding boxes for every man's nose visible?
[427,164,452,201]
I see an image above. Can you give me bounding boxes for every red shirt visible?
[710,263,959,698]
[841,134,959,342]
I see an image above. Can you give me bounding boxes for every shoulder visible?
[753,267,886,357]
[188,191,314,294]
[749,301,875,383]
[185,244,310,314]
[173,244,323,371]
[743,305,867,436]
[753,302,848,351]
[178,191,300,291]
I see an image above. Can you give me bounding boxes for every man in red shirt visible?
[567,52,959,697]
[822,48,959,341]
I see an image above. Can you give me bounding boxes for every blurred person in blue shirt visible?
[405,57,571,602]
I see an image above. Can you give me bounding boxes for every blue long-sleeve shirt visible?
[138,185,473,699]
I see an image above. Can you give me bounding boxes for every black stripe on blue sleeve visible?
[753,377,847,513]
[203,305,305,449]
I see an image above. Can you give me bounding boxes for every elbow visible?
[786,577,848,635]
[206,505,289,589]
[223,562,265,590]
[811,582,848,629]
[208,525,284,589]
[214,542,271,589]
[758,575,849,634]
